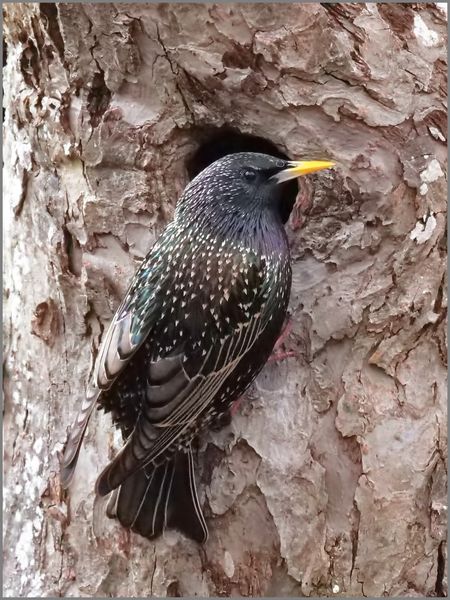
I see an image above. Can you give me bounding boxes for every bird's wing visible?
[61,252,164,487]
[93,220,183,392]
[96,256,275,495]
[94,260,163,390]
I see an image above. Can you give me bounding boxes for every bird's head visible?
[177,151,335,227]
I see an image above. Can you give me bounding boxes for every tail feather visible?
[123,469,157,528]
[166,449,208,543]
[104,448,208,543]
[129,462,173,538]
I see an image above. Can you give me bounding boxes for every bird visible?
[60,152,334,543]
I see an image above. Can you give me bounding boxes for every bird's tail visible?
[104,447,208,543]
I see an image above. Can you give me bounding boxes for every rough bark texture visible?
[3,3,448,597]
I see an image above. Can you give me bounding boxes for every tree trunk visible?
[3,3,447,597]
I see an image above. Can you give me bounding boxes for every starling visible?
[61,152,334,543]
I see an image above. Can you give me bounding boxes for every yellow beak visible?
[273,160,335,183]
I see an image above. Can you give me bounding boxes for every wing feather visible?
[61,257,162,484]
[96,307,268,495]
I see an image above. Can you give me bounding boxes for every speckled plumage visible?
[61,152,294,543]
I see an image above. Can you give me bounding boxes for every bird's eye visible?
[243,169,256,182]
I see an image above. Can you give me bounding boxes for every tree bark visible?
[3,2,447,597]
